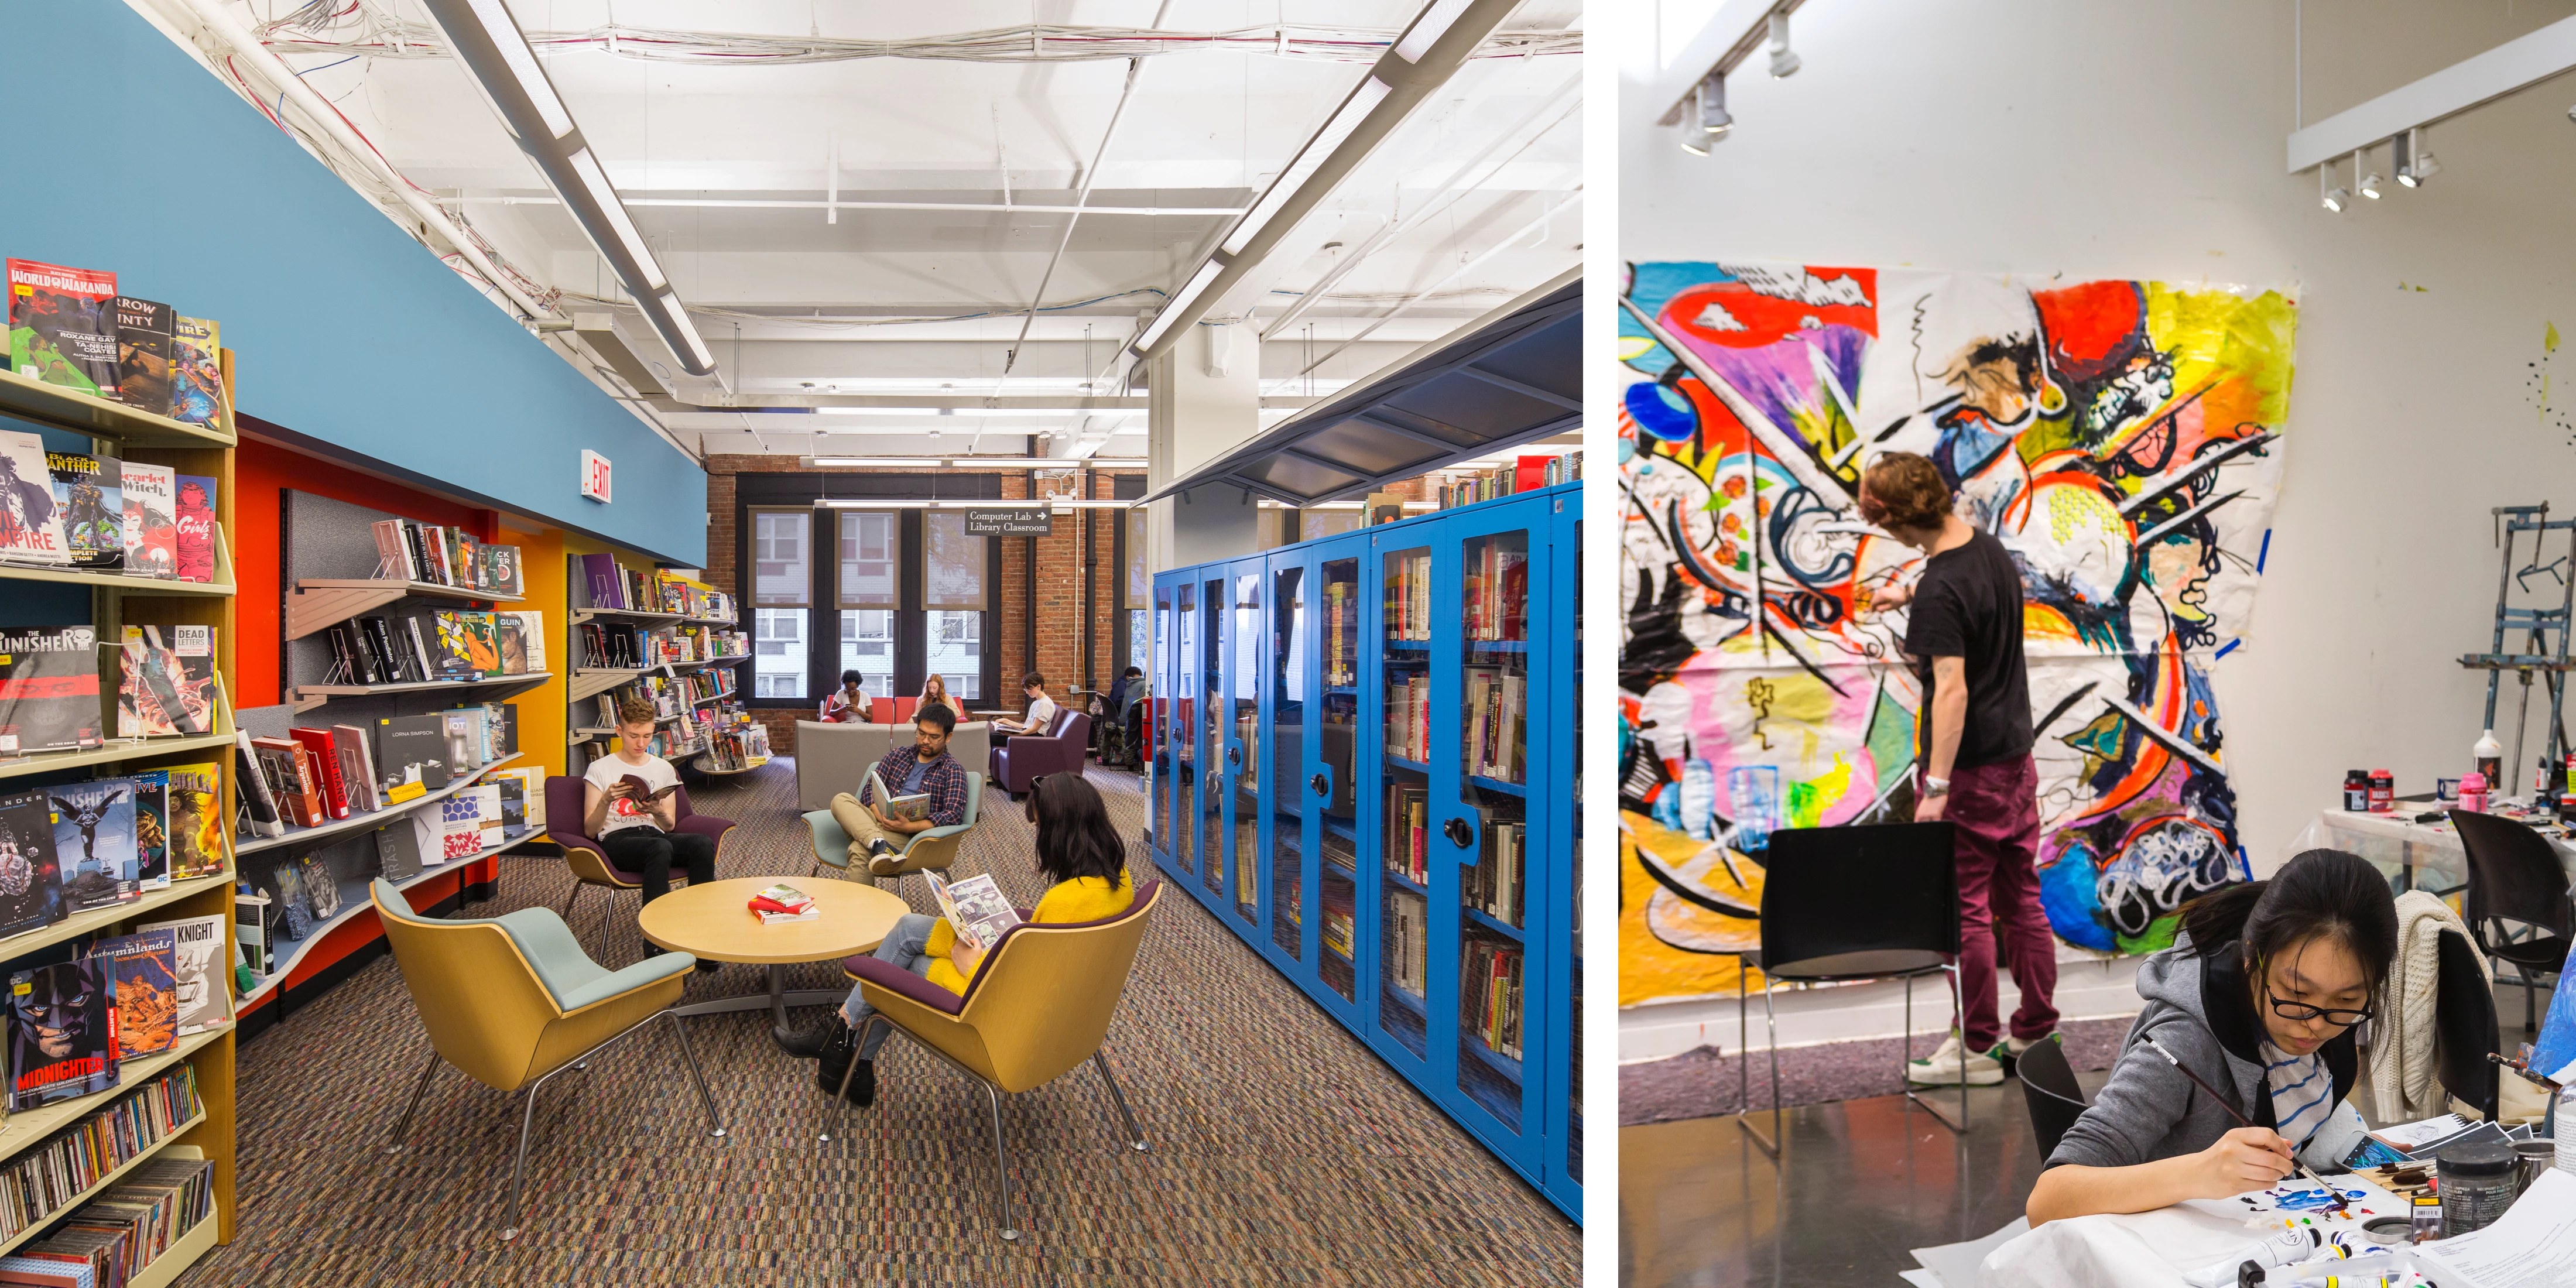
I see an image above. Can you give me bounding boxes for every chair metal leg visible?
[561,883,582,923]
[821,1014,883,1145]
[665,1012,727,1140]
[1736,961,1776,1157]
[385,1051,440,1155]
[982,1080,1020,1241]
[502,1082,540,1242]
[1904,965,1971,1136]
[1092,1050,1147,1152]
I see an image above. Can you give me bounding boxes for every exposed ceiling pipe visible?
[1297,187,1580,376]
[1261,70,1577,340]
[162,0,549,323]
[996,0,1180,391]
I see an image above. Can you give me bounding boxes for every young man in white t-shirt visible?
[991,671,1058,735]
[581,698,718,965]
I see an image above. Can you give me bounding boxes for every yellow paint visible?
[1621,811,1763,1006]
[2548,321,2561,354]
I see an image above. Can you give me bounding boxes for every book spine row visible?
[1462,943,1525,1061]
[1468,820,1527,929]
[0,1066,202,1242]
[1386,888,1429,997]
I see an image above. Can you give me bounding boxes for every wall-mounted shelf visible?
[573,607,681,625]
[290,672,554,714]
[238,752,524,858]
[239,830,539,1009]
[685,617,738,628]
[0,522,238,596]
[0,732,237,785]
[285,578,525,641]
[569,667,645,702]
[0,368,239,449]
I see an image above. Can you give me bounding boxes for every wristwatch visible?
[1923,776,1951,797]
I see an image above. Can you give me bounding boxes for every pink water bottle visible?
[2461,772,2489,813]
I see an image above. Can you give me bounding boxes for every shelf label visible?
[580,449,612,503]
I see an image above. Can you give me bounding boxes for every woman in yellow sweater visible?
[788,772,1134,1105]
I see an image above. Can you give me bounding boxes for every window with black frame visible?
[922,512,988,703]
[837,510,898,702]
[751,506,811,700]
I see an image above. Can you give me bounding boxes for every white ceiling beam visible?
[2286,13,2576,172]
[451,195,1244,216]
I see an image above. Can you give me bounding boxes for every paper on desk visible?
[2417,1169,2576,1288]
[2371,1114,2468,1150]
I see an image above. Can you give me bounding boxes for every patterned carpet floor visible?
[181,760,1578,1286]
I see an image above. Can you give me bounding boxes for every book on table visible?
[748,883,816,924]
[865,767,933,823]
[924,870,1020,954]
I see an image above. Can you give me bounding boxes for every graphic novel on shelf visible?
[233,729,284,840]
[0,429,71,567]
[270,861,314,941]
[136,913,233,1034]
[43,451,121,569]
[174,474,216,583]
[373,714,452,795]
[495,614,527,675]
[49,778,138,913]
[299,852,341,920]
[170,316,221,426]
[119,461,175,581]
[7,957,117,1111]
[464,612,503,677]
[129,769,169,892]
[110,296,174,417]
[0,626,104,753]
[119,625,219,738]
[0,790,63,938]
[430,611,487,680]
[161,763,224,882]
[7,259,118,397]
[91,929,177,1059]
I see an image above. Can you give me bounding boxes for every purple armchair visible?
[989,710,1091,801]
[546,775,737,930]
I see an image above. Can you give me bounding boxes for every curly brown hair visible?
[616,696,656,726]
[1856,453,1954,532]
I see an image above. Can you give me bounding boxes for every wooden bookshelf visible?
[283,578,524,641]
[0,733,236,785]
[0,369,237,450]
[0,523,237,595]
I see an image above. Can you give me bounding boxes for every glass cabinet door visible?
[1447,509,1542,1154]
[1317,550,1361,1006]
[1173,580,1198,880]
[1373,536,1436,1074]
[1228,564,1262,926]
[1199,577,1225,898]
[1153,580,1175,859]
[1269,556,1306,964]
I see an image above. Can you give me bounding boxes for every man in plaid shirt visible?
[827,704,970,875]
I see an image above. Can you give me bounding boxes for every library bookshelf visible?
[1147,481,1581,1221]
[0,357,244,1269]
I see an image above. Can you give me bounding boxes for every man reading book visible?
[826,704,968,876]
[581,697,718,968]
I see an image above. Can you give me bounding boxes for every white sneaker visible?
[2001,1032,2056,1059]
[1906,1032,2005,1086]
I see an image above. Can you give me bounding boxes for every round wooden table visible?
[638,876,911,1050]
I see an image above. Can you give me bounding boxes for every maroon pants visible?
[1945,755,2058,1049]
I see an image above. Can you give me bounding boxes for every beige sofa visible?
[796,720,992,812]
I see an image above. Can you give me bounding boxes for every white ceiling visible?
[183,0,1582,458]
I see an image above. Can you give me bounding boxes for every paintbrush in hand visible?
[2136,1033,2351,1214]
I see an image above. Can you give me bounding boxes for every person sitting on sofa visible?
[917,673,966,724]
[787,772,1134,1104]
[826,703,970,873]
[818,670,871,724]
[991,671,1058,735]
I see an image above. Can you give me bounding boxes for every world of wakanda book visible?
[7,259,118,396]
[7,957,117,1111]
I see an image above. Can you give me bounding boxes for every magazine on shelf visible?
[923,870,1020,954]
[49,777,138,913]
[120,461,176,580]
[161,763,224,881]
[91,929,178,1059]
[6,956,117,1111]
[0,429,72,567]
[129,770,169,891]
[0,790,65,938]
[137,912,232,1035]
[269,861,314,941]
[170,314,222,426]
[174,472,217,583]
[8,259,118,396]
[43,451,121,569]
[495,614,527,675]
[111,296,174,417]
[505,611,546,672]
[864,767,933,823]
[0,626,104,753]
[331,723,379,813]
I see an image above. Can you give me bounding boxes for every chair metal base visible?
[1741,960,1970,1157]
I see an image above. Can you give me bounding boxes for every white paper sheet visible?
[2371,1114,2469,1149]
[2417,1169,2576,1288]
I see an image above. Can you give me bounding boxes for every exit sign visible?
[580,449,612,502]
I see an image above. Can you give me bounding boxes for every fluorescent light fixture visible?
[804,457,952,468]
[568,148,666,292]
[1222,76,1393,256]
[1393,0,1474,63]
[1133,261,1227,354]
[804,457,1149,469]
[644,289,715,374]
[814,498,1138,510]
[461,0,574,140]
[811,406,1136,417]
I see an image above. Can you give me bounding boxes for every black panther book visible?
[0,790,63,938]
[43,451,121,569]
[8,956,117,1111]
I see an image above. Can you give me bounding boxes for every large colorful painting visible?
[1616,261,2297,1006]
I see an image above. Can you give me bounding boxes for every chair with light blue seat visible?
[804,769,984,887]
[370,878,726,1242]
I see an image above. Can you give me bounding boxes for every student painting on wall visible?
[917,673,965,724]
[786,772,1134,1105]
[1861,451,2061,1085]
[581,697,720,968]
[820,670,871,724]
[825,703,968,874]
[2026,849,2398,1224]
[992,671,1057,735]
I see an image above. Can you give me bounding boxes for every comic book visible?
[91,930,177,1059]
[0,790,63,938]
[7,957,117,1111]
[43,451,121,569]
[0,429,71,567]
[465,612,503,677]
[129,769,169,890]
[169,316,222,426]
[0,626,103,753]
[160,763,225,881]
[49,778,138,912]
[118,625,218,737]
[136,913,232,1034]
[120,462,175,580]
[7,259,118,396]
[111,296,173,417]
[174,474,217,583]
[430,611,482,680]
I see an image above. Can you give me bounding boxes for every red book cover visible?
[1515,455,1547,494]
[6,260,119,396]
[290,728,350,819]
[174,474,217,583]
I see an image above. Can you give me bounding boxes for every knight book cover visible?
[0,626,104,753]
[7,259,118,396]
[0,790,63,938]
[136,913,232,1034]
[8,957,118,1111]
[43,451,121,569]
[91,929,177,1059]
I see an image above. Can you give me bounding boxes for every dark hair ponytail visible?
[1027,775,1127,886]
[2180,849,2397,998]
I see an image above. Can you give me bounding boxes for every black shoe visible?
[695,958,721,973]
[816,1054,876,1107]
[866,837,895,859]
[780,1018,841,1060]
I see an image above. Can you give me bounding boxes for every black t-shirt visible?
[1903,528,2034,769]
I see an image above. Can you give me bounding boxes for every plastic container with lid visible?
[2440,1140,2517,1234]
[2369,769,2395,813]
[2461,772,2489,814]
[2344,769,2370,811]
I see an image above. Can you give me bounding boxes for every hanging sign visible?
[961,506,1055,536]
[580,449,612,502]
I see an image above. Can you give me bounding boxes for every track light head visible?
[1697,72,1733,140]
[2359,169,2383,198]
[2320,164,2347,213]
[1766,11,1801,78]
[2352,149,2380,199]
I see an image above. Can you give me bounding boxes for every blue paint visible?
[2217,638,2240,659]
[2039,847,2116,952]
[2258,528,2272,574]
[8,5,705,565]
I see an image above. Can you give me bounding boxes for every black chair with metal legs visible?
[1745,822,1967,1155]
[2015,1033,2088,1161]
[2435,927,2502,1122]
[2451,809,2574,1034]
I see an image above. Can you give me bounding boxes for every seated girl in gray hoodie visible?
[2028,849,2397,1225]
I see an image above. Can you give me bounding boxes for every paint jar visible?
[2438,1141,2517,1234]
[2512,1139,2557,1198]
[2369,770,2395,813]
[2344,770,2371,811]
[2461,773,2489,814]
[2437,777,2462,803]
[1725,766,1780,852]
[2360,1216,2415,1246]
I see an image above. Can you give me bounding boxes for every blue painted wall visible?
[1,3,705,567]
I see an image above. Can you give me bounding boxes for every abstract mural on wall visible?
[1616,260,2298,1005]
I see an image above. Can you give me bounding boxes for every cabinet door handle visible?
[1228,746,1241,766]
[1310,772,1329,797]
[1444,816,1475,849]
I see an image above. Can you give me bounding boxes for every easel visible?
[2462,504,2576,801]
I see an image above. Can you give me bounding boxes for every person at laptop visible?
[787,773,1134,1106]
[581,697,718,967]
[826,704,969,874]
[991,672,1057,735]
[818,670,871,724]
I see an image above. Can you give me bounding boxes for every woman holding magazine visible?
[785,772,1134,1106]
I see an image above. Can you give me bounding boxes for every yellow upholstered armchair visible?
[830,879,1161,1240]
[371,879,726,1241]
